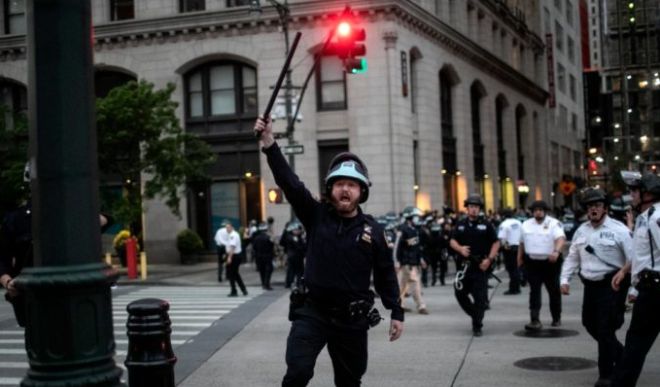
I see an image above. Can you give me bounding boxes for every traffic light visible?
[267,188,283,204]
[323,9,367,74]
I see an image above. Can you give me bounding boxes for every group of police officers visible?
[1,114,658,386]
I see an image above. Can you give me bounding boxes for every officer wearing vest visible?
[517,200,566,331]
[394,207,428,314]
[449,194,500,337]
[281,220,306,289]
[498,208,523,295]
[427,218,446,286]
[612,172,660,387]
[254,117,403,387]
[560,188,633,387]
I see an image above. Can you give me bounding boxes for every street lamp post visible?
[17,1,122,386]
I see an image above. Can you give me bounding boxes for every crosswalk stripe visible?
[0,378,22,385]
[115,339,186,345]
[113,310,230,315]
[0,349,27,355]
[0,362,26,368]
[0,340,22,344]
[114,323,211,328]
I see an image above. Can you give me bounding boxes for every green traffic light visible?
[351,58,368,74]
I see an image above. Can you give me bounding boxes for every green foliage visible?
[96,80,215,228]
[0,105,29,215]
[176,229,204,255]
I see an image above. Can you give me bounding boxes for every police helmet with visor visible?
[324,152,371,203]
[579,188,608,209]
[464,194,484,208]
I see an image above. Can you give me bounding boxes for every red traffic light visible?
[337,21,352,38]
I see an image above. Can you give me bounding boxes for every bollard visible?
[140,252,147,280]
[126,237,138,279]
[125,298,177,387]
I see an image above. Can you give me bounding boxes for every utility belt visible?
[637,270,660,291]
[289,283,381,327]
[580,270,627,288]
[463,255,486,266]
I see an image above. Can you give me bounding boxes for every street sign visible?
[282,144,304,155]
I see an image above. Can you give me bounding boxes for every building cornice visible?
[0,0,547,104]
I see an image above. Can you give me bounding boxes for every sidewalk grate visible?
[513,328,580,338]
[514,356,596,371]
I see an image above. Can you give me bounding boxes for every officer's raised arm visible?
[255,116,318,227]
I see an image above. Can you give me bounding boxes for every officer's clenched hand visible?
[254,116,275,148]
[1,276,18,298]
[560,284,570,295]
[389,319,403,342]
[458,245,470,258]
[478,258,491,272]
[611,269,626,291]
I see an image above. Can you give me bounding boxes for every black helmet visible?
[640,173,660,197]
[464,194,484,208]
[324,152,371,203]
[257,222,269,232]
[529,200,550,211]
[501,208,514,218]
[402,206,423,219]
[580,188,607,208]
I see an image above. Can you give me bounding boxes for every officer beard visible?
[331,191,359,216]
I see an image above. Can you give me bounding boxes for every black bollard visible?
[125,298,177,387]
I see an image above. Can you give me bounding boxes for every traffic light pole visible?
[17,1,122,386]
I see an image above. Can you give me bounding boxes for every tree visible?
[96,80,215,230]
[0,105,28,216]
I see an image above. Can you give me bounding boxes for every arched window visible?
[515,105,527,180]
[0,79,27,115]
[440,66,460,209]
[184,61,258,134]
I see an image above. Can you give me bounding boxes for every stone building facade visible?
[0,0,584,262]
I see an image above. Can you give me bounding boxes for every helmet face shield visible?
[324,152,371,203]
[621,170,642,188]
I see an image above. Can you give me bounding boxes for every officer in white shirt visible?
[560,188,632,387]
[517,200,566,331]
[612,172,660,387]
[498,208,523,295]
[214,220,231,282]
[216,220,247,297]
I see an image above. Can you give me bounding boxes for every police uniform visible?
[263,143,403,387]
[395,220,428,313]
[450,216,498,334]
[612,202,660,387]
[498,216,523,294]
[0,203,32,327]
[252,227,275,290]
[280,226,306,288]
[427,222,446,286]
[561,216,633,382]
[520,214,566,326]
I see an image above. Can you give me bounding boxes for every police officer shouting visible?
[560,188,633,387]
[518,200,566,330]
[612,172,660,387]
[449,194,500,336]
[254,117,403,387]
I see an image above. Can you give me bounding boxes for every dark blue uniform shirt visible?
[264,143,403,321]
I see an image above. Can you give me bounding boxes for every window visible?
[554,0,562,12]
[181,0,205,12]
[559,104,568,130]
[569,74,576,101]
[567,37,575,63]
[4,0,25,34]
[555,21,564,52]
[440,72,453,138]
[544,7,551,33]
[571,112,578,132]
[557,63,566,93]
[185,61,257,120]
[110,0,134,21]
[316,56,346,110]
[566,0,573,26]
[227,0,251,6]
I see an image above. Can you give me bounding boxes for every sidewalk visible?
[174,271,660,387]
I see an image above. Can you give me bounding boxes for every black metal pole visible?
[15,1,122,386]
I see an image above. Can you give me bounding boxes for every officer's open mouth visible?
[340,195,351,202]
